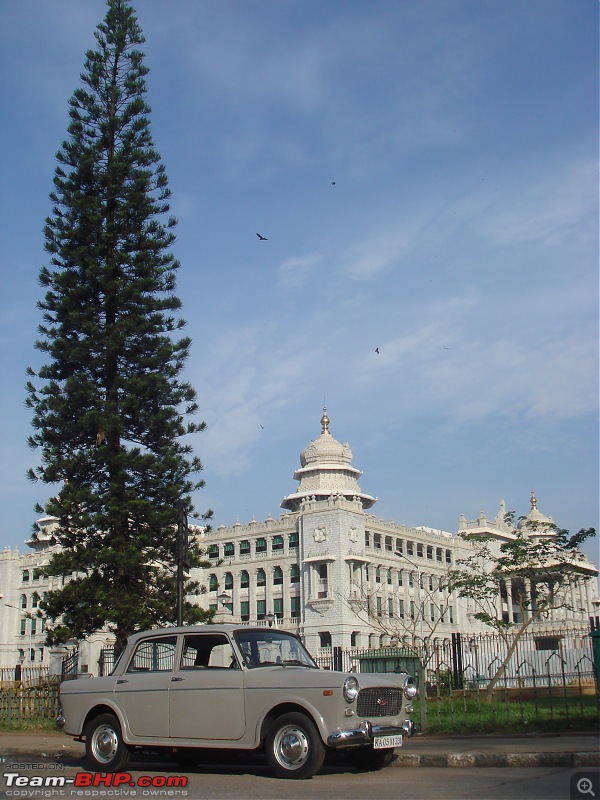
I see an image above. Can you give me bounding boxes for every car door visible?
[169,632,245,740]
[114,634,177,738]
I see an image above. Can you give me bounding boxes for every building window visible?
[427,546,433,560]
[20,595,27,609]
[351,631,359,647]
[256,538,267,554]
[208,545,219,560]
[445,550,452,565]
[387,569,392,585]
[290,564,300,584]
[416,543,423,558]
[272,535,284,552]
[240,601,250,622]
[240,570,249,589]
[273,566,283,585]
[32,593,40,608]
[399,599,405,619]
[20,619,26,636]
[31,619,37,635]
[256,599,266,620]
[289,532,299,549]
[535,637,561,651]
[398,570,403,587]
[436,548,443,562]
[22,570,29,582]
[406,541,414,556]
[388,597,394,617]
[365,531,370,547]
[319,632,332,648]
[374,534,381,549]
[291,596,300,618]
[385,536,393,552]
[375,567,381,583]
[224,572,233,590]
[208,574,218,592]
[257,568,266,587]
[239,540,250,556]
[274,597,283,619]
[396,538,403,553]
[408,572,414,588]
[376,596,382,617]
[224,542,234,557]
[317,563,328,598]
[33,568,43,581]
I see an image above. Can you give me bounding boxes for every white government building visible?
[0,409,598,678]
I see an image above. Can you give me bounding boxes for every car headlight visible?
[343,675,359,703]
[403,676,418,700]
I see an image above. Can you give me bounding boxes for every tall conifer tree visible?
[26,0,211,649]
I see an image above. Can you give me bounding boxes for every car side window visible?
[180,634,239,670]
[126,636,177,673]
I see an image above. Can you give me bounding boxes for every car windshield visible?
[233,629,319,669]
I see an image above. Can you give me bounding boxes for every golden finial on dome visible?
[530,490,537,510]
[320,406,330,434]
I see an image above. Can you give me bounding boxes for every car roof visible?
[125,625,294,645]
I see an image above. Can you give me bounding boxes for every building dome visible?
[300,408,353,468]
[281,408,377,512]
[517,491,555,537]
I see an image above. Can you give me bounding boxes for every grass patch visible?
[0,717,59,732]
[417,694,600,735]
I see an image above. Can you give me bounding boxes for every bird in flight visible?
[375,347,379,354]
[256,233,268,241]
[331,181,336,185]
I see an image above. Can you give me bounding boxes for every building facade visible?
[1,409,598,678]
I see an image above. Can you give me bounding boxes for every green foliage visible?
[26,0,211,649]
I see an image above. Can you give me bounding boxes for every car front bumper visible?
[327,719,413,748]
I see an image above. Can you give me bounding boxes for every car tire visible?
[84,713,131,773]
[265,712,326,779]
[350,746,395,771]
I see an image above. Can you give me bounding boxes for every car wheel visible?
[350,746,395,771]
[84,713,131,773]
[265,712,326,779]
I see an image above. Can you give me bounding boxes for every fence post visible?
[417,660,427,733]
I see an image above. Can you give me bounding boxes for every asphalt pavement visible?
[1,729,598,769]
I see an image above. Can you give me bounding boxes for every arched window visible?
[273,566,283,585]
[209,574,218,592]
[20,595,27,609]
[32,593,40,608]
[224,572,233,590]
[240,570,249,589]
[290,564,300,584]
[257,569,266,587]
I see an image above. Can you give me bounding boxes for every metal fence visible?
[0,680,60,727]
[0,664,50,687]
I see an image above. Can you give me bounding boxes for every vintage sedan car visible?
[58,624,416,779]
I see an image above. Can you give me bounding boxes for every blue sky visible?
[0,1,598,564]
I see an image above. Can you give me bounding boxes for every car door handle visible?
[171,677,184,682]
[116,679,128,684]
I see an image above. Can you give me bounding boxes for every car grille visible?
[356,687,403,717]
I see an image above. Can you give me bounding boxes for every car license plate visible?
[374,734,402,749]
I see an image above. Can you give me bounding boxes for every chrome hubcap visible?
[92,725,119,764]
[274,725,309,770]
